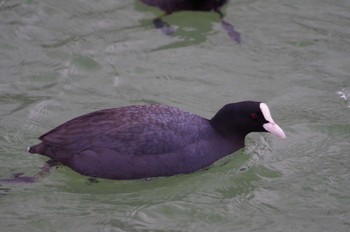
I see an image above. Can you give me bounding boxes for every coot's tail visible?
[27,143,44,154]
[27,143,56,160]
[28,142,69,165]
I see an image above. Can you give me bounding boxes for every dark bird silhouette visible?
[140,0,241,43]
[2,101,285,182]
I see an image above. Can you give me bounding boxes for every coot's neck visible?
[209,116,249,141]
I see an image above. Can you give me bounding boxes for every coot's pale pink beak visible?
[260,103,286,139]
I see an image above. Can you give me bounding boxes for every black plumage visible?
[140,0,241,43]
[25,101,285,180]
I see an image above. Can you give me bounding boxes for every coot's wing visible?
[38,105,211,155]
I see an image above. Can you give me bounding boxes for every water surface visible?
[0,0,349,231]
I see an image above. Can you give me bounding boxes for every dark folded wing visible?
[38,105,211,156]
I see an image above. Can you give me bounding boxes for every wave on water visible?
[336,88,350,107]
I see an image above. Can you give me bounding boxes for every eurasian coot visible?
[26,101,285,180]
[140,0,241,43]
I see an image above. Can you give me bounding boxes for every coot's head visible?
[210,101,286,139]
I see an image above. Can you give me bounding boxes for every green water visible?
[1,0,349,231]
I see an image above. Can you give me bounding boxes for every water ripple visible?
[337,87,350,107]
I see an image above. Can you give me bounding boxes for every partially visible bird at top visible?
[140,0,241,43]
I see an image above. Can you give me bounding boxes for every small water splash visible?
[336,88,350,107]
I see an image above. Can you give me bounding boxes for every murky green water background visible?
[1,0,349,231]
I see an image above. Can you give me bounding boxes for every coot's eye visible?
[251,113,258,119]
